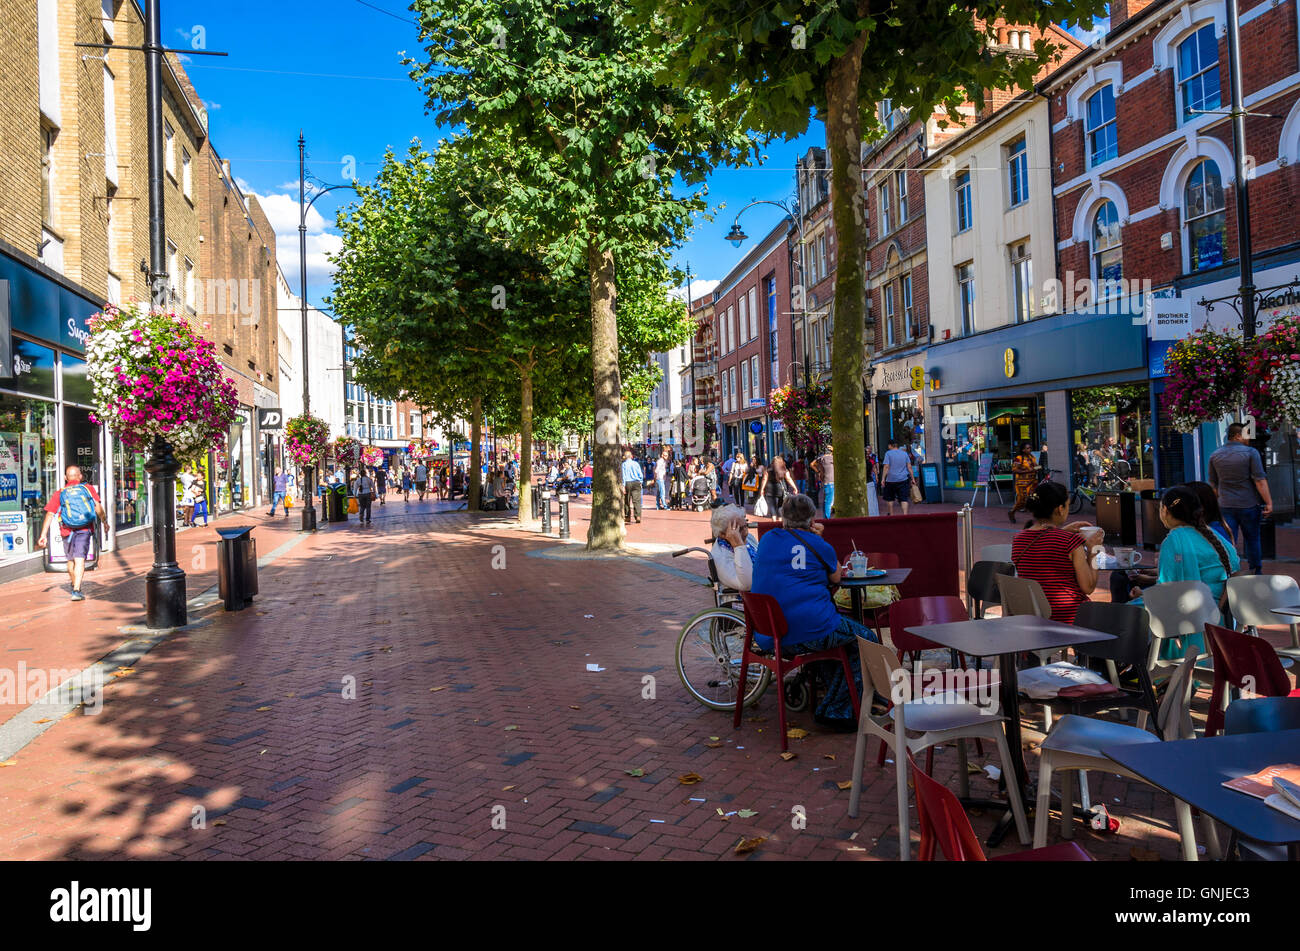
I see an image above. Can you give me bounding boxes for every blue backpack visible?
[59,484,97,528]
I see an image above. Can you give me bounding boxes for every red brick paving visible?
[0,489,1293,860]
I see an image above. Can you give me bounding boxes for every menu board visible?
[975,452,994,485]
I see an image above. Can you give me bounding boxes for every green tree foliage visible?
[409,0,755,548]
[645,0,1106,514]
[329,141,589,518]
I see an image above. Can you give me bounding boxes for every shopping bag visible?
[284,494,294,509]
[909,480,923,504]
[753,495,769,518]
[347,497,359,515]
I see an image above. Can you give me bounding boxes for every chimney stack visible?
[1110,0,1157,30]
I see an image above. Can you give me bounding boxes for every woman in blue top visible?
[751,494,878,727]
[1117,485,1240,659]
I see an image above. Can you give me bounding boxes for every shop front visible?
[1,249,139,579]
[926,306,1148,501]
[871,352,927,458]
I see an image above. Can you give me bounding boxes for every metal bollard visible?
[558,491,570,539]
[540,488,552,534]
[531,485,541,519]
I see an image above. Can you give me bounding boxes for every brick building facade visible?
[0,0,277,578]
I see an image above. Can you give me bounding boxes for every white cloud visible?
[1068,18,1109,46]
[251,191,342,287]
[671,279,720,303]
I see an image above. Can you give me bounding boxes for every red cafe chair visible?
[734,592,860,753]
[1203,622,1300,737]
[909,752,1092,862]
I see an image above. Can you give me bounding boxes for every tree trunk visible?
[517,368,534,525]
[587,236,623,550]
[824,17,871,518]
[469,395,483,511]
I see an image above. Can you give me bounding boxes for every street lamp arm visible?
[301,183,360,223]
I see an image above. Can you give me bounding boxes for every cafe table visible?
[903,614,1114,846]
[1105,729,1300,861]
[837,568,912,627]
[1266,607,1300,658]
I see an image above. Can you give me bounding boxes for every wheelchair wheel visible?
[783,674,812,713]
[676,608,771,711]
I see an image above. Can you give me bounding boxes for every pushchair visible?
[688,475,712,511]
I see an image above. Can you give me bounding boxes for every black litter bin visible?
[215,526,258,611]
[326,483,348,522]
[1096,491,1137,545]
[1139,489,1168,551]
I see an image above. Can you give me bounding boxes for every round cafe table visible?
[836,568,911,626]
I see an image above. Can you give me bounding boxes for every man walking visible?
[880,440,914,516]
[813,447,835,518]
[654,449,670,510]
[622,448,644,524]
[414,460,429,501]
[268,467,289,517]
[1209,422,1273,574]
[36,465,106,601]
[374,466,387,505]
[352,467,376,524]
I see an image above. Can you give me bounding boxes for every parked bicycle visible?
[1046,463,1132,514]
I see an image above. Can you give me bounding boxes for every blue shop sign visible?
[925,308,1146,395]
[1148,338,1176,379]
[0,248,98,355]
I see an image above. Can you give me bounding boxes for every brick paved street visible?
[0,491,1295,860]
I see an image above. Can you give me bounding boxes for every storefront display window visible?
[0,394,58,561]
[63,406,101,487]
[113,437,150,532]
[986,399,1039,482]
[889,393,924,454]
[10,339,57,399]
[1071,382,1153,484]
[61,355,94,406]
[939,401,987,488]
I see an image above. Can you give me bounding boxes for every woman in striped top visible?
[1010,481,1105,624]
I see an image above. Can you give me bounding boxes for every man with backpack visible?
[36,466,106,601]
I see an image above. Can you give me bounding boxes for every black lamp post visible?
[296,133,358,532]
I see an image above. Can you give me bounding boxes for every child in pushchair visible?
[688,474,712,511]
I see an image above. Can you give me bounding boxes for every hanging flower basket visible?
[1163,326,1245,433]
[361,446,385,467]
[1245,312,1300,427]
[285,413,331,467]
[85,301,238,457]
[333,435,360,467]
[769,381,832,453]
[407,440,432,460]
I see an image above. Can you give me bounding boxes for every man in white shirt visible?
[352,468,376,524]
[654,450,670,510]
[413,462,429,500]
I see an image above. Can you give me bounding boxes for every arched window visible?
[1184,159,1226,271]
[1177,24,1221,121]
[1091,200,1122,293]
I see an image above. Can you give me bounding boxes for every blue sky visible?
[165,1,1107,310]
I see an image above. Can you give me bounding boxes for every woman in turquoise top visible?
[1123,485,1240,659]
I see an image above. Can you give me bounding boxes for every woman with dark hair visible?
[1185,480,1232,543]
[1113,485,1240,659]
[1010,480,1105,624]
